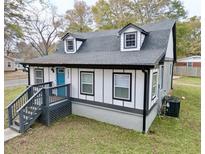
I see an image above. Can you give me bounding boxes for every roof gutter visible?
[20,63,155,70]
[142,69,150,133]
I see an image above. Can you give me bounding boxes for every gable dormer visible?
[118,23,148,51]
[62,33,86,53]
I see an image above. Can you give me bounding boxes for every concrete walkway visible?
[4,128,20,142]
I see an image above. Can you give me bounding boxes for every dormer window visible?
[124,32,137,48]
[67,39,74,51]
[62,32,86,54]
[119,23,148,52]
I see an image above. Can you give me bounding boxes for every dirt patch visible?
[5,70,27,81]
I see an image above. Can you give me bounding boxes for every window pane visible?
[82,84,92,94]
[35,69,43,84]
[36,70,43,78]
[125,33,136,47]
[187,62,192,67]
[152,73,158,99]
[152,86,156,96]
[67,40,74,50]
[114,74,129,88]
[152,74,157,85]
[115,87,129,99]
[82,73,92,83]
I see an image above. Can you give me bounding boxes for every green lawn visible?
[4,86,26,128]
[4,78,200,154]
[174,76,201,85]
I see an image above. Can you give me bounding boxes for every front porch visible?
[7,82,72,133]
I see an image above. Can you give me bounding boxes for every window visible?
[80,72,94,95]
[34,69,44,84]
[67,40,74,51]
[8,62,11,67]
[113,73,131,101]
[124,32,137,48]
[151,72,158,100]
[160,66,164,89]
[187,62,192,67]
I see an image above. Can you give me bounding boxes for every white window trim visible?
[80,72,94,95]
[124,32,137,48]
[151,72,158,100]
[34,68,44,84]
[113,73,131,101]
[64,39,76,53]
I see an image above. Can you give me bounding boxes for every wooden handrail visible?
[6,85,32,109]
[32,81,52,87]
[17,88,44,113]
[7,82,52,109]
[45,83,70,90]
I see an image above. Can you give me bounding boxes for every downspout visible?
[23,64,30,85]
[171,61,174,89]
[28,66,30,85]
[142,69,150,133]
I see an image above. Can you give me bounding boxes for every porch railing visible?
[7,82,52,127]
[44,84,70,105]
[17,88,44,132]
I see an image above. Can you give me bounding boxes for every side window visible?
[34,69,44,84]
[151,72,158,100]
[113,73,131,101]
[80,72,94,95]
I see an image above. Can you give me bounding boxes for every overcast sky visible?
[50,0,201,18]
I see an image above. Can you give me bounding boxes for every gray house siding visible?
[29,66,160,132]
[30,67,145,110]
[25,20,175,132]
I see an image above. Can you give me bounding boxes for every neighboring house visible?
[15,58,24,70]
[4,55,24,71]
[174,56,201,77]
[8,19,176,133]
[4,56,16,71]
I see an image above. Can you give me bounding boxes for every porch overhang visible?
[21,63,155,70]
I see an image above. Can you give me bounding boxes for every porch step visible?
[10,124,20,133]
[14,117,31,126]
[27,105,41,112]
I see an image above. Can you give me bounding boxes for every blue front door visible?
[56,68,65,96]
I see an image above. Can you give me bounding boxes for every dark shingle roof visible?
[23,19,175,67]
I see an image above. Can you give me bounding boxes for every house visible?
[174,56,201,77]
[4,56,16,71]
[8,19,176,133]
[4,55,24,71]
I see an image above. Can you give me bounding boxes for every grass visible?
[4,70,27,80]
[4,86,26,128]
[174,76,201,86]
[4,77,200,154]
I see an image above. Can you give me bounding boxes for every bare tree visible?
[24,3,63,56]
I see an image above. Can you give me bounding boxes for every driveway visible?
[4,79,27,88]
